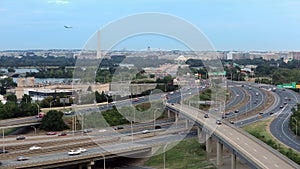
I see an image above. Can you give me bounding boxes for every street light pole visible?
[50,100,55,109]
[34,103,40,117]
[31,126,36,135]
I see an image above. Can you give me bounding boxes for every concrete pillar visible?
[167,109,171,118]
[87,161,95,169]
[78,164,83,169]
[231,153,237,169]
[185,119,189,128]
[217,141,224,166]
[205,134,212,153]
[175,113,178,125]
[197,127,205,143]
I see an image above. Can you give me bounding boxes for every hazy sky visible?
[1,0,300,51]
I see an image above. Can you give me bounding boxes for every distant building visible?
[17,77,35,87]
[289,52,300,60]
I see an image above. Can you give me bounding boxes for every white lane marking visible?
[229,132,233,136]
[253,148,257,152]
[274,164,279,168]
[236,137,240,140]
[263,156,267,159]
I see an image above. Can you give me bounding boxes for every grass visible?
[145,138,215,169]
[242,118,300,164]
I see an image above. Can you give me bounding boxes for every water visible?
[0,68,39,73]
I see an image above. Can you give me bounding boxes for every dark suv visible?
[16,135,26,140]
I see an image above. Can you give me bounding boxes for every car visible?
[17,156,29,161]
[234,109,239,113]
[0,161,2,166]
[279,105,284,109]
[16,135,25,140]
[255,92,259,96]
[259,112,264,115]
[269,111,274,115]
[47,132,57,135]
[283,102,287,105]
[115,126,124,130]
[154,125,161,129]
[68,150,81,156]
[64,111,72,115]
[230,121,235,124]
[58,132,67,136]
[241,85,244,87]
[249,87,252,90]
[29,146,41,150]
[83,129,92,133]
[236,94,239,97]
[77,148,87,153]
[216,120,222,125]
[0,150,8,154]
[204,114,209,118]
[222,114,226,119]
[225,112,231,115]
[142,130,150,134]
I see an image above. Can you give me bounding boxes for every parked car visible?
[216,120,222,125]
[29,146,41,150]
[234,109,239,113]
[204,113,209,118]
[16,135,26,140]
[68,150,81,156]
[46,132,57,135]
[17,156,29,161]
[230,121,235,124]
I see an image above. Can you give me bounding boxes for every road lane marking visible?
[236,137,240,140]
[274,164,279,168]
[229,132,233,136]
[263,156,267,159]
[253,148,257,152]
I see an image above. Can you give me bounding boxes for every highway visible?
[269,88,300,152]
[169,103,299,169]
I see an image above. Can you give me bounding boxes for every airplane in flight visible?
[64,25,73,29]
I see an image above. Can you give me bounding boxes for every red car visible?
[46,132,57,135]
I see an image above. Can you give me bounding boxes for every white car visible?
[29,146,41,150]
[142,130,150,134]
[77,148,87,153]
[68,149,81,155]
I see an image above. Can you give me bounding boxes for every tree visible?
[40,110,68,131]
[6,94,17,103]
[21,94,32,104]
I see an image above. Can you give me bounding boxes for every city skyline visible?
[1,0,300,51]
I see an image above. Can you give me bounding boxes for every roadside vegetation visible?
[242,118,300,164]
[145,138,215,169]
[40,110,68,131]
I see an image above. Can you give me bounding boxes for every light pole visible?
[50,100,55,109]
[33,103,40,117]
[292,117,298,136]
[2,128,5,158]
[163,143,169,169]
[31,126,36,135]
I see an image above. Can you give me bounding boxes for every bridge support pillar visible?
[167,109,171,118]
[185,119,189,128]
[217,141,224,166]
[205,134,212,153]
[197,127,205,143]
[78,164,83,169]
[87,161,94,169]
[231,153,237,169]
[175,113,178,125]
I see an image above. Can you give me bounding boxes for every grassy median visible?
[145,138,215,169]
[242,118,300,165]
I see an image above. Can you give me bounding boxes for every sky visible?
[1,0,300,51]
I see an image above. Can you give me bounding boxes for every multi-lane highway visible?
[169,103,299,169]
